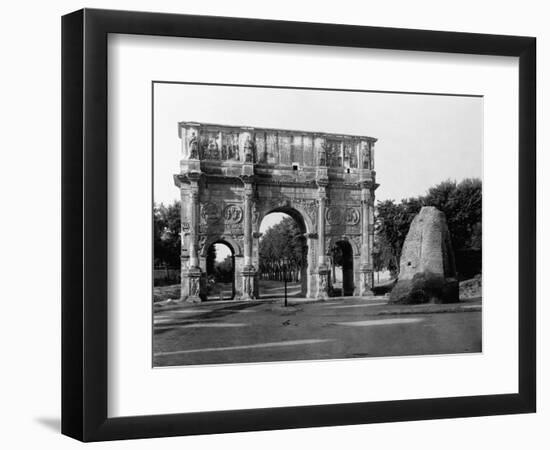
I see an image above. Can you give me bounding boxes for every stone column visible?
[243,183,253,267]
[359,182,374,296]
[318,194,326,266]
[182,174,203,303]
[305,232,317,298]
[368,189,375,288]
[188,185,200,268]
[252,231,262,298]
[241,179,256,300]
[316,184,329,299]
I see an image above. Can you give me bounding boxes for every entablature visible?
[178,121,377,173]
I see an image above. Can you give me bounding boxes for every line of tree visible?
[259,217,306,282]
[153,201,181,268]
[212,254,234,283]
[374,178,482,279]
[154,201,215,271]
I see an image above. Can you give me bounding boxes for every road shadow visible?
[259,291,303,300]
[259,283,303,300]
[372,279,397,295]
[154,302,263,335]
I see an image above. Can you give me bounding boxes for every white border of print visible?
[107,34,518,418]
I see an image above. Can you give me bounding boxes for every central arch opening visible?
[205,241,235,301]
[258,209,308,299]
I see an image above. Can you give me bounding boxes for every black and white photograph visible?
[0,0,543,446]
[152,82,483,367]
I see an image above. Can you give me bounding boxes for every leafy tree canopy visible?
[375,178,482,277]
[154,201,181,268]
[259,216,306,281]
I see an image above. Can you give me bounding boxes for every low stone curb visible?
[367,304,481,316]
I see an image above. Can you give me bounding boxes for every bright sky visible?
[153,83,483,262]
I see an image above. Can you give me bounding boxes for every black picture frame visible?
[62,8,536,442]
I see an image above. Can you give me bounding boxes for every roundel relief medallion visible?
[223,205,243,223]
[345,207,360,225]
[326,206,360,225]
[325,207,343,225]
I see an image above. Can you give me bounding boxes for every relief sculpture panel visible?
[325,140,342,167]
[222,132,240,161]
[199,131,220,160]
[326,206,361,226]
[200,202,220,224]
[223,205,243,224]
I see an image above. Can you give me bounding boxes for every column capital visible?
[316,178,329,189]
[174,172,202,187]
[240,175,256,187]
[359,180,373,190]
[243,186,255,201]
[187,171,202,183]
[361,198,374,207]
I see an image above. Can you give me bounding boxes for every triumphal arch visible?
[174,121,378,302]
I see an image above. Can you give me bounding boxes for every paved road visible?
[153,296,481,367]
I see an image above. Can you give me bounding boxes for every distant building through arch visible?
[174,121,378,302]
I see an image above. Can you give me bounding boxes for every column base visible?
[181,267,203,303]
[359,264,374,297]
[315,266,330,300]
[241,266,256,301]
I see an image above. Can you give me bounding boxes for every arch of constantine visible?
[174,121,378,302]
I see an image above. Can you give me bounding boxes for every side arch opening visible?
[329,240,354,296]
[205,241,236,300]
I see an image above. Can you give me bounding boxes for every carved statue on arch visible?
[188,132,199,159]
[244,136,255,163]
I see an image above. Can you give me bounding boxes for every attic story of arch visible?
[174,121,378,302]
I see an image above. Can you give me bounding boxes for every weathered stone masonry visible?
[174,121,378,302]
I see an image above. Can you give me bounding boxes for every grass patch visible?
[153,284,180,302]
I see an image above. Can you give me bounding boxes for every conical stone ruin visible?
[389,206,459,304]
